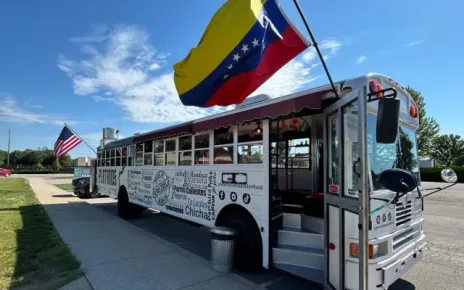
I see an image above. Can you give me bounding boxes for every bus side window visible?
[135,143,144,166]
[128,146,136,166]
[121,147,127,166]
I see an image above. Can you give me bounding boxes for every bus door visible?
[323,89,366,290]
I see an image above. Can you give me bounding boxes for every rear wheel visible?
[219,209,263,272]
[118,187,145,220]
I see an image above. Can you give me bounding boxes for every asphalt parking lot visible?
[41,177,464,290]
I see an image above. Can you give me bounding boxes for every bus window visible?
[121,147,127,166]
[179,136,192,166]
[135,143,143,166]
[238,121,263,164]
[194,134,209,165]
[110,149,116,166]
[116,147,121,166]
[165,139,176,165]
[154,141,164,166]
[144,141,153,166]
[128,145,135,166]
[214,126,234,164]
[97,151,101,167]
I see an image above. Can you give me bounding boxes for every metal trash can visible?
[210,226,238,273]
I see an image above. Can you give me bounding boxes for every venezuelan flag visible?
[173,0,310,108]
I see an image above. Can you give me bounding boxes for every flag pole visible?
[64,123,98,155]
[292,0,340,99]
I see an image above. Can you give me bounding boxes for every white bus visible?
[94,73,426,290]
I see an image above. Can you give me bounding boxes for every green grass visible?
[0,178,83,290]
[54,184,73,191]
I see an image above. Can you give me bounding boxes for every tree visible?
[406,86,440,157]
[430,134,464,166]
[53,160,62,171]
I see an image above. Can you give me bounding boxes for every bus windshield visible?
[367,113,420,191]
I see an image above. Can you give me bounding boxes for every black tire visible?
[118,187,145,220]
[219,209,263,272]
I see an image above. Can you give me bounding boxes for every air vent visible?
[396,201,412,226]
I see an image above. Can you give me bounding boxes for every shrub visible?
[420,167,464,183]
[11,169,57,174]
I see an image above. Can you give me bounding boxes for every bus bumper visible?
[381,234,426,288]
[345,233,426,290]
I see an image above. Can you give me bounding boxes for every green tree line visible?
[407,87,464,167]
[0,147,72,168]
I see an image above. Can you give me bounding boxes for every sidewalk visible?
[28,177,262,290]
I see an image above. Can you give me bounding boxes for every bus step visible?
[272,244,324,270]
[278,228,324,249]
[283,213,301,229]
[273,262,324,285]
[301,215,324,234]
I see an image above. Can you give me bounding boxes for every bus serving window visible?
[214,126,234,164]
[194,134,209,165]
[165,139,176,165]
[144,141,153,166]
[179,136,192,166]
[238,121,263,164]
[136,143,144,166]
[154,141,164,166]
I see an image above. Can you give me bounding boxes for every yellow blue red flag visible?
[173,0,310,108]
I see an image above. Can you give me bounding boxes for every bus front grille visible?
[395,201,412,227]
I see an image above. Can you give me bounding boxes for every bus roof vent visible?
[235,94,271,110]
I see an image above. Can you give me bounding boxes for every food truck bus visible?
[94,73,426,289]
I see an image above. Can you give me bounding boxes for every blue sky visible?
[0,0,462,158]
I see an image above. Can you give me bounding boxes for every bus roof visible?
[102,73,400,150]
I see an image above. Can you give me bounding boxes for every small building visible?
[419,157,434,168]
[73,157,94,167]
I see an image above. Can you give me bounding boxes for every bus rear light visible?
[329,243,336,250]
[410,105,418,118]
[349,243,379,259]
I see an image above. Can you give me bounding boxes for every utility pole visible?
[7,129,11,166]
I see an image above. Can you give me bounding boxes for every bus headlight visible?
[349,243,380,259]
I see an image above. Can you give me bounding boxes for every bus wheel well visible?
[215,204,253,226]
[118,185,127,198]
[215,204,263,272]
[117,185,144,219]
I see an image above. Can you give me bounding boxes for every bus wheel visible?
[220,210,262,272]
[118,187,144,220]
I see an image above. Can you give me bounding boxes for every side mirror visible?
[441,168,458,183]
[379,168,417,194]
[376,98,400,144]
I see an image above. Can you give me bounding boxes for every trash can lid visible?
[210,226,238,236]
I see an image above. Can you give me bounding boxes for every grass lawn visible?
[0,178,83,290]
[54,184,72,191]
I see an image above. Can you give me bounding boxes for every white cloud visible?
[406,40,424,47]
[357,55,367,64]
[0,96,77,125]
[58,26,341,123]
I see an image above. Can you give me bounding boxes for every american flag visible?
[54,126,82,160]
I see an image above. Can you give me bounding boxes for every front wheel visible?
[219,210,263,272]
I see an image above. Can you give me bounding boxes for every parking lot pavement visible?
[399,181,464,290]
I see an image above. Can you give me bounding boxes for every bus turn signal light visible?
[349,243,379,259]
[410,105,418,118]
